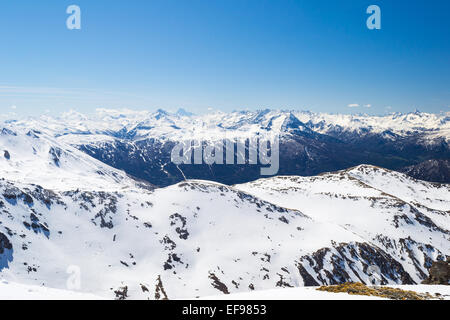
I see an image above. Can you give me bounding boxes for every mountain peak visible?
[280,112,311,134]
[176,108,194,117]
[154,109,170,120]
[1,128,17,136]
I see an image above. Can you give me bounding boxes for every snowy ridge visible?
[0,128,448,300]
[0,126,147,191]
[235,165,449,285]
[10,108,449,144]
[295,110,450,144]
[5,108,449,187]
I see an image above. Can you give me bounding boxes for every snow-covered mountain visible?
[0,128,448,299]
[236,165,449,285]
[400,159,450,184]
[13,108,449,144]
[294,110,449,145]
[0,126,149,191]
[8,108,450,186]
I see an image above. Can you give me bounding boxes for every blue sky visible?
[0,0,449,116]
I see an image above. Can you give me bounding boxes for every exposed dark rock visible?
[143,222,152,228]
[49,147,62,167]
[209,272,229,294]
[160,235,176,250]
[155,275,168,300]
[0,232,13,270]
[278,216,289,224]
[163,253,184,270]
[1,128,17,136]
[297,242,415,286]
[276,274,293,288]
[0,232,12,254]
[113,286,128,300]
[422,257,450,285]
[140,284,149,293]
[169,213,189,240]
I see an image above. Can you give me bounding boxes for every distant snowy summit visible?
[3,108,450,186]
[8,108,450,143]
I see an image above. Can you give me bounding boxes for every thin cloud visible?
[364,104,372,108]
[347,103,359,108]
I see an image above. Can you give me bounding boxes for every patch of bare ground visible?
[317,282,442,300]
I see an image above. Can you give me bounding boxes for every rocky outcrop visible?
[422,257,450,285]
[296,242,415,286]
[0,232,13,270]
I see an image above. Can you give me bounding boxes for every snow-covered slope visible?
[346,165,449,211]
[0,174,359,299]
[235,165,449,285]
[0,128,448,300]
[0,280,104,300]
[2,280,448,300]
[295,110,450,145]
[0,126,147,191]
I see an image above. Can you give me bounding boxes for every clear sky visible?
[0,0,449,117]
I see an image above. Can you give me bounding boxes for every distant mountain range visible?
[400,159,450,183]
[7,108,449,185]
